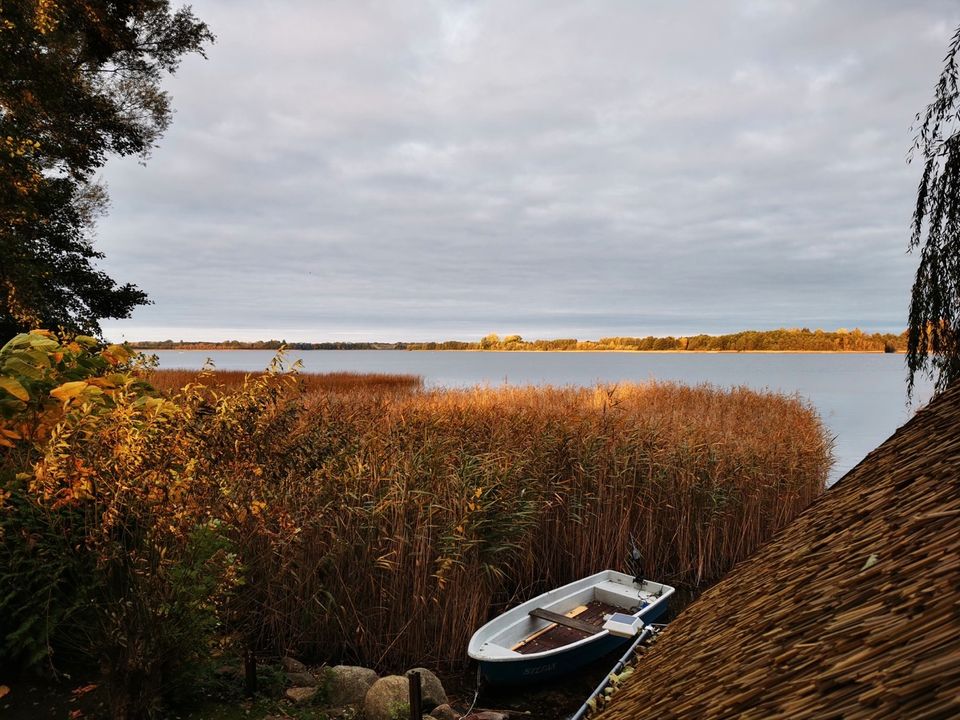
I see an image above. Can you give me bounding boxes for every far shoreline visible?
[133,347,906,355]
[127,328,907,354]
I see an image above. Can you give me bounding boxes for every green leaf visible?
[27,335,58,351]
[0,398,25,415]
[12,348,50,368]
[1,334,33,353]
[0,376,29,402]
[3,357,42,380]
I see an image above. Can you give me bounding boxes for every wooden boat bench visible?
[529,607,603,635]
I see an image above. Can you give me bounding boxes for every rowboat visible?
[467,570,674,685]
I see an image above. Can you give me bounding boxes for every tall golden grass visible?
[146,368,423,394]
[232,380,831,672]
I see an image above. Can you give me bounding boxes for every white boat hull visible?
[467,570,674,684]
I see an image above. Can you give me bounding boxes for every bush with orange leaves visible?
[0,331,300,719]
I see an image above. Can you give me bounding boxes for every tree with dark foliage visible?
[0,0,213,340]
[908,24,960,397]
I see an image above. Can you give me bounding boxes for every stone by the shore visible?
[327,665,379,706]
[363,675,410,720]
[286,671,319,687]
[285,686,318,704]
[404,667,448,709]
[431,704,460,720]
[281,656,307,673]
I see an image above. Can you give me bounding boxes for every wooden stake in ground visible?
[408,670,422,719]
[244,648,257,696]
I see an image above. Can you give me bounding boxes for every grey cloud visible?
[97,0,960,342]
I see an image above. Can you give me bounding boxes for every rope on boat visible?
[568,624,657,720]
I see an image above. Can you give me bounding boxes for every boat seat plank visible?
[529,607,603,635]
[514,600,622,655]
[510,604,588,651]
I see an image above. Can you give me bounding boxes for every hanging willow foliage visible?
[908,24,960,397]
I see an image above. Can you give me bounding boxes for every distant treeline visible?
[406,329,908,353]
[133,340,399,350]
[133,328,908,353]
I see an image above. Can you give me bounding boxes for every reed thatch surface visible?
[594,381,960,720]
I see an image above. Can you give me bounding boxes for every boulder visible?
[281,656,307,673]
[285,686,318,704]
[286,671,319,687]
[405,667,448,709]
[363,675,410,720]
[328,665,379,706]
[431,704,460,720]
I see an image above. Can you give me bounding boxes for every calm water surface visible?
[150,350,933,484]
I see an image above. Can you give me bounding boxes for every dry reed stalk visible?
[146,368,423,394]
[220,380,832,674]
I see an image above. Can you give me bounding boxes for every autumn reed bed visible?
[146,368,423,394]
[231,380,832,673]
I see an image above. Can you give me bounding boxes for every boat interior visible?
[512,600,621,654]
[495,578,662,655]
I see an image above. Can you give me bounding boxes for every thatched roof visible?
[595,381,960,720]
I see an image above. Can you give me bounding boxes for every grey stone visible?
[404,667,448,710]
[328,665,379,706]
[287,671,319,687]
[281,656,307,673]
[431,704,460,720]
[285,686,318,704]
[363,675,410,720]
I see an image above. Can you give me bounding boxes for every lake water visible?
[149,350,933,484]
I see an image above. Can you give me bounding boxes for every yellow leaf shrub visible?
[1,332,300,718]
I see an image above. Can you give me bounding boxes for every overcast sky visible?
[97,0,959,343]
